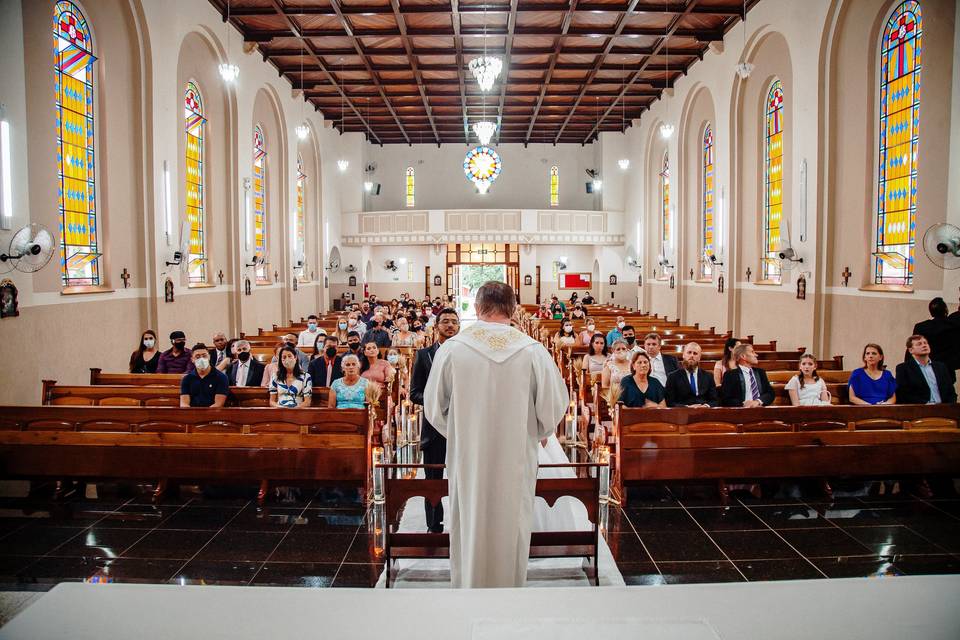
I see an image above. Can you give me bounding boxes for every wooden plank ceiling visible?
[209,0,758,145]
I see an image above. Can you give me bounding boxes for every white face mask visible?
[348,318,357,326]
[387,354,399,365]
[587,325,595,332]
[617,322,625,329]
[614,351,627,362]
[563,325,573,333]
[194,357,210,370]
[143,338,155,348]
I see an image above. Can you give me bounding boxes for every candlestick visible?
[597,445,611,504]
[372,447,385,504]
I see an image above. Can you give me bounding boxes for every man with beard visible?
[665,342,719,407]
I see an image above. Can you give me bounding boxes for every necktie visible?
[237,364,246,387]
[689,371,697,396]
[748,369,760,401]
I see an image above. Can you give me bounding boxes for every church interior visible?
[0,0,959,636]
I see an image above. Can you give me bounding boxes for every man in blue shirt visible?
[179,344,229,407]
[895,335,957,404]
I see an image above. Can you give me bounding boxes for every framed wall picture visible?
[348,275,357,287]
[524,274,532,286]
[608,275,617,286]
[0,279,19,318]
[558,272,591,290]
[433,275,442,286]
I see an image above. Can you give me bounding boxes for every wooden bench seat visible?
[43,380,332,407]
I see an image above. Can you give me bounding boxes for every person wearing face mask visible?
[602,340,634,389]
[269,346,313,408]
[391,316,421,347]
[157,330,194,374]
[272,333,311,372]
[570,304,586,320]
[606,316,626,346]
[308,334,344,388]
[347,312,367,338]
[578,318,597,346]
[534,304,551,320]
[179,344,229,407]
[620,326,642,354]
[346,331,362,355]
[554,320,577,347]
[228,340,265,387]
[581,291,595,305]
[298,314,325,350]
[129,330,161,374]
[364,318,393,349]
[334,315,350,345]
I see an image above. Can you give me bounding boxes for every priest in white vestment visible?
[424,282,569,588]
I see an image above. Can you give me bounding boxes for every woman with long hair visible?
[848,343,896,405]
[577,318,597,346]
[713,337,741,387]
[129,330,160,373]
[786,354,831,406]
[359,340,394,385]
[601,339,633,388]
[581,334,608,374]
[334,315,350,345]
[554,319,577,348]
[269,345,312,408]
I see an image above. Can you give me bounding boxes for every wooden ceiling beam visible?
[244,26,723,42]
[451,0,470,144]
[229,2,743,17]
[389,0,441,145]
[492,0,519,146]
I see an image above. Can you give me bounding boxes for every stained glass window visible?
[763,79,784,282]
[296,154,305,280]
[184,82,206,284]
[405,167,414,208]
[253,125,267,283]
[659,152,670,276]
[550,166,559,207]
[875,1,922,285]
[55,1,99,287]
[701,125,715,279]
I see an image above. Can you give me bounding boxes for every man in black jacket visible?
[227,340,265,387]
[642,332,680,385]
[720,344,775,407]
[665,342,719,407]
[896,335,957,404]
[307,334,344,389]
[409,307,461,533]
[913,297,960,383]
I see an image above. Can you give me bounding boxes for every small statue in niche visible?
[164,278,174,303]
[292,277,298,292]
[637,273,642,287]
[348,275,357,287]
[717,274,725,293]
[324,276,329,288]
[244,277,252,296]
[0,279,19,318]
[669,274,675,289]
[796,274,807,300]
[274,270,279,284]
[609,275,617,286]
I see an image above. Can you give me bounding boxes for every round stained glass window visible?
[463,146,502,187]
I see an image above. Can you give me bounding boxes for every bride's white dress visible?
[533,434,590,533]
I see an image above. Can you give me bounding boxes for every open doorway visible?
[452,264,506,319]
[446,244,520,321]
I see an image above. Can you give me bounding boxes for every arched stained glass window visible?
[701,125,715,279]
[875,1,922,285]
[253,125,267,283]
[296,154,305,279]
[550,166,559,207]
[55,1,99,287]
[659,152,670,276]
[763,80,784,283]
[405,167,415,207]
[185,82,206,284]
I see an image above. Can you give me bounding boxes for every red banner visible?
[559,273,591,290]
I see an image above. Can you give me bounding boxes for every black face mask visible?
[237,351,251,362]
[325,346,338,358]
[173,341,186,351]
[413,325,422,332]
[285,341,296,350]
[349,343,360,351]
[625,336,636,345]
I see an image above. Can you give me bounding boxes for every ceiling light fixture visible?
[218,0,239,83]
[469,4,502,92]
[296,37,309,140]
[735,1,754,79]
[618,159,630,170]
[473,120,496,146]
[337,159,349,172]
[659,0,674,139]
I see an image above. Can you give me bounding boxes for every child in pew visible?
[785,354,832,406]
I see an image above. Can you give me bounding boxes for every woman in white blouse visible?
[785,354,831,406]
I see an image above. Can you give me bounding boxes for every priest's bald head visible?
[475,281,516,321]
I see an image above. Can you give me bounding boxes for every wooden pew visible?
[0,405,375,504]
[612,404,960,505]
[42,380,331,408]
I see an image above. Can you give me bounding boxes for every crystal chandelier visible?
[468,56,502,92]
[219,62,239,83]
[618,159,630,170]
[659,123,674,139]
[473,121,496,146]
[337,159,349,172]
[296,123,309,140]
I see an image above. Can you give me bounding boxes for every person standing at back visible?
[424,282,568,588]
[409,307,461,534]
[913,297,960,383]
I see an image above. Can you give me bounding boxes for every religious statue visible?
[244,277,252,296]
[0,279,19,318]
[164,278,174,303]
[717,274,725,293]
[797,274,807,300]
[609,275,617,286]
[292,277,298,292]
[669,274,675,289]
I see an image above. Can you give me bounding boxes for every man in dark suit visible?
[720,344,775,407]
[308,334,344,389]
[896,335,957,404]
[913,297,960,383]
[642,332,680,386]
[409,307,461,533]
[665,342,719,407]
[227,340,265,387]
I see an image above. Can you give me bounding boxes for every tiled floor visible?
[0,484,958,590]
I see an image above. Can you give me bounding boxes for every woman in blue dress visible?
[328,353,370,409]
[848,343,896,405]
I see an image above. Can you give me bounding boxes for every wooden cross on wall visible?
[217,270,224,285]
[745,267,752,282]
[842,266,852,287]
[120,268,130,288]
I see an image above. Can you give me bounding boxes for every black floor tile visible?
[843,525,948,555]
[810,556,902,578]
[17,556,107,584]
[735,559,824,581]
[343,534,383,564]
[157,506,243,531]
[600,509,636,534]
[0,525,85,557]
[89,558,182,584]
[267,531,354,563]
[605,533,652,564]
[624,485,678,506]
[47,527,148,559]
[194,530,285,563]
[892,554,960,576]
[0,518,33,541]
[617,561,663,586]
[925,500,960,520]
[710,531,801,561]
[656,561,744,584]
[0,556,41,581]
[172,560,261,586]
[332,563,382,587]
[778,528,873,558]
[687,507,765,531]
[816,502,956,528]
[223,506,303,533]
[310,487,364,508]
[96,505,171,529]
[638,531,725,562]
[250,562,339,587]
[749,505,833,529]
[907,523,960,553]
[121,529,217,560]
[292,509,365,533]
[624,508,699,532]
